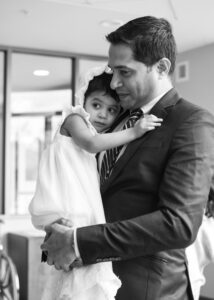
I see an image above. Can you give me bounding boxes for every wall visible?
[0,214,43,250]
[176,44,214,299]
[175,43,214,114]
[0,52,4,210]
[201,265,214,298]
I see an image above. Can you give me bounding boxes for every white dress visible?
[29,105,121,300]
[186,215,214,300]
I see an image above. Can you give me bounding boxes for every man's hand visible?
[41,218,73,262]
[41,222,76,271]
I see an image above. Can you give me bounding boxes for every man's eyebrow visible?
[108,65,131,70]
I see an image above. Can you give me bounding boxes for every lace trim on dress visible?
[54,105,97,138]
[75,65,112,106]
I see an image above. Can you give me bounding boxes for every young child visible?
[186,196,214,300]
[29,66,162,300]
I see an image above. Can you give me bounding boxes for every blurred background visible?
[0,0,214,299]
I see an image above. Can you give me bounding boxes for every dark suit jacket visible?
[77,89,214,300]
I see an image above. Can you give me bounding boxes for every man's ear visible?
[157,58,171,76]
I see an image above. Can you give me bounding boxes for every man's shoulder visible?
[174,97,214,120]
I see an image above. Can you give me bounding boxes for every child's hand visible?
[134,114,163,138]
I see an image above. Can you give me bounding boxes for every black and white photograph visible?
[0,1,214,299]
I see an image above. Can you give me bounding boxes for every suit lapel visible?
[107,109,129,132]
[150,88,180,116]
[101,88,181,194]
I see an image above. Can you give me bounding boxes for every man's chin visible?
[120,102,132,110]
[119,97,133,110]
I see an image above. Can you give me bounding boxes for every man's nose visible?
[110,73,122,90]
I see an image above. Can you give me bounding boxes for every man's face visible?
[108,44,158,110]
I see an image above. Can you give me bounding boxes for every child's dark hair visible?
[84,72,119,105]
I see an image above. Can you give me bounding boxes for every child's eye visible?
[92,103,100,109]
[109,108,118,115]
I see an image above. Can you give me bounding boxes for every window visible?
[0,50,108,215]
[0,51,4,211]
[6,53,73,214]
[76,58,108,91]
[175,61,189,82]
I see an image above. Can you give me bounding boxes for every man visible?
[41,16,214,299]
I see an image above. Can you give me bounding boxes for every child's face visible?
[84,90,120,132]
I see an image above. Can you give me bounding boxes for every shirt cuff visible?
[73,227,81,258]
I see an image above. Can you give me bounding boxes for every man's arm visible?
[76,108,214,265]
[41,109,214,267]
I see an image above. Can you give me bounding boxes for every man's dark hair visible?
[84,72,119,104]
[106,16,177,74]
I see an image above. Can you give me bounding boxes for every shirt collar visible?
[140,92,166,114]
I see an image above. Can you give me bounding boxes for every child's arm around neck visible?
[61,113,162,153]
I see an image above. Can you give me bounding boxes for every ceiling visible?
[1,0,214,55]
[0,0,214,92]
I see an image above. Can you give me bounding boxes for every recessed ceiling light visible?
[99,19,124,28]
[33,70,50,76]
[20,9,30,16]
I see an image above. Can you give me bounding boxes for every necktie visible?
[100,108,143,185]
